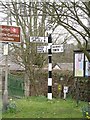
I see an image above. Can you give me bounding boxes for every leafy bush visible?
[7,99,16,113]
[82,103,90,119]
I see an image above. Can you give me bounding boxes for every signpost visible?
[0,25,20,43]
[0,25,21,111]
[30,35,64,100]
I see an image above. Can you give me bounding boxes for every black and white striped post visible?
[48,34,52,100]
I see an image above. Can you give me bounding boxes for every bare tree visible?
[0,1,48,95]
[35,1,90,61]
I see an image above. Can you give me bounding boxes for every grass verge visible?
[2,96,87,118]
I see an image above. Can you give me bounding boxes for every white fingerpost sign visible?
[37,46,47,53]
[30,36,48,43]
[37,44,64,53]
[52,44,64,53]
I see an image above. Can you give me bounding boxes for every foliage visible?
[55,70,73,82]
[7,99,17,113]
[82,103,90,119]
[7,71,89,101]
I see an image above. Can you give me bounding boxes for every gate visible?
[8,74,24,97]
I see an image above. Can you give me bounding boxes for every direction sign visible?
[30,36,48,43]
[52,45,64,53]
[37,44,64,53]
[0,25,20,43]
[37,46,47,53]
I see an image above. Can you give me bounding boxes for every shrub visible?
[7,98,17,113]
[82,103,90,119]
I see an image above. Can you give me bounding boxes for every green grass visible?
[2,96,87,118]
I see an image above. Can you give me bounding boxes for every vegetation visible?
[7,70,89,101]
[3,96,87,118]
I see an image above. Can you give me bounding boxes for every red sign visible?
[0,25,20,42]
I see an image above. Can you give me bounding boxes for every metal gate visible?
[8,74,24,97]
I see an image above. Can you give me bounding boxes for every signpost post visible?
[48,34,52,100]
[3,43,9,111]
[0,25,20,111]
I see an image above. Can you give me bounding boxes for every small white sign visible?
[3,44,8,55]
[63,86,68,93]
[30,36,48,43]
[37,46,47,53]
[37,44,64,53]
[52,45,64,53]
